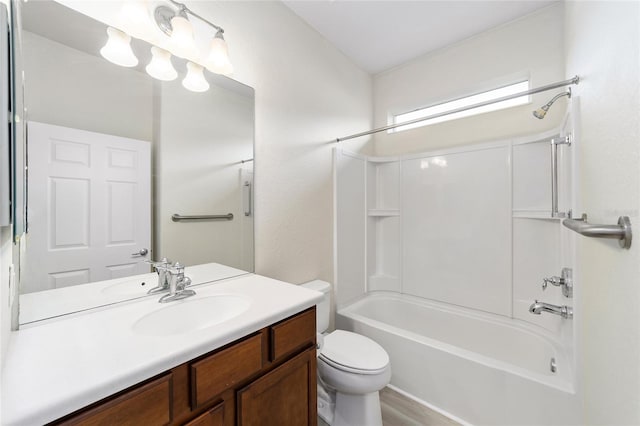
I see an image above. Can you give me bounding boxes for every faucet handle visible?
[542,276,563,291]
[177,276,192,290]
[542,268,573,298]
[145,257,169,270]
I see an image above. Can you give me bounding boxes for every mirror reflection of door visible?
[22,122,151,293]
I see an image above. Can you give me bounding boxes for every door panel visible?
[23,122,151,293]
[237,349,316,426]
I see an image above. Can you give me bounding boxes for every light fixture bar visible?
[167,0,224,34]
[335,75,580,142]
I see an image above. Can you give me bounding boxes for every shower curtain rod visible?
[335,75,580,143]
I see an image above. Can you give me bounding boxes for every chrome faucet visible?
[158,262,195,303]
[529,300,573,319]
[146,258,171,294]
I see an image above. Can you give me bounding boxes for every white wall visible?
[22,31,153,141]
[372,4,565,156]
[565,1,640,423]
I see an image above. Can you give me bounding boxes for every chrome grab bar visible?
[171,213,234,222]
[550,135,571,218]
[562,214,632,249]
[243,181,252,217]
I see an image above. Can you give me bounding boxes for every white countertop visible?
[20,262,249,325]
[2,274,322,425]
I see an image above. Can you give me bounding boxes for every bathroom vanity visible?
[57,308,316,425]
[1,274,322,425]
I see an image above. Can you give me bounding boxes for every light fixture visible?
[119,1,157,41]
[182,62,209,92]
[168,13,197,57]
[206,30,233,76]
[100,1,235,83]
[100,27,138,67]
[153,2,233,75]
[146,47,177,81]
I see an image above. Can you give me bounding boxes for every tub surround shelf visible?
[512,210,563,220]
[368,209,400,217]
[1,274,323,426]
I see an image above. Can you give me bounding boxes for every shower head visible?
[533,88,572,119]
[532,105,550,119]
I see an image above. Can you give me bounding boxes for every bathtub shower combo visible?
[333,110,582,424]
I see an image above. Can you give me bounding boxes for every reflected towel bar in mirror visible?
[562,214,632,249]
[172,213,234,222]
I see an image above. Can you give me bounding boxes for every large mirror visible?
[16,0,254,324]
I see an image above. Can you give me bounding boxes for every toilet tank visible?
[301,280,330,333]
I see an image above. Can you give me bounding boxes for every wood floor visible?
[380,387,459,426]
[318,386,459,426]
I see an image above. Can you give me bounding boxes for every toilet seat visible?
[319,330,389,375]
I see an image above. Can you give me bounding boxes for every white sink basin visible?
[132,295,251,336]
[102,278,155,296]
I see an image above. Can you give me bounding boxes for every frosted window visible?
[392,80,529,132]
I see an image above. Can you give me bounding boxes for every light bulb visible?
[182,62,210,93]
[169,15,197,57]
[206,31,233,75]
[100,27,138,67]
[145,47,177,81]
[119,1,156,41]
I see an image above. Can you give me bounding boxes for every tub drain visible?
[550,357,557,373]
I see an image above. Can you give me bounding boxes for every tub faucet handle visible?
[542,276,562,290]
[542,268,573,298]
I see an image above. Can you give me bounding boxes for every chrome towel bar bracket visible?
[172,213,234,222]
[562,214,632,249]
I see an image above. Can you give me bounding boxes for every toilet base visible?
[318,382,336,424]
[332,391,382,426]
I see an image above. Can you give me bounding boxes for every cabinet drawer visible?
[60,374,172,426]
[270,307,316,362]
[191,333,263,408]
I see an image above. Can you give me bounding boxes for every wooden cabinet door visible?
[183,403,224,426]
[237,348,316,426]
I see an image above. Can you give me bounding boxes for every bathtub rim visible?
[337,291,575,394]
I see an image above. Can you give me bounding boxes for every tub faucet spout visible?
[529,300,573,319]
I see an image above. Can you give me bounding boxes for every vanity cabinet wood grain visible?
[237,349,316,426]
[183,403,224,426]
[57,374,173,426]
[52,307,317,426]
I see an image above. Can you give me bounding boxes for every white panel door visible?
[23,122,151,293]
[401,147,511,316]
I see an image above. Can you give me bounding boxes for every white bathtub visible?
[336,293,580,425]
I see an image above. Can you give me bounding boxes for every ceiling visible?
[282,1,557,74]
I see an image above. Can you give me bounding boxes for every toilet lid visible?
[319,330,389,373]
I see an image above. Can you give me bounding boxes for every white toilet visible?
[302,280,391,426]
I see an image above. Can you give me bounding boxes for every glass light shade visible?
[182,62,210,92]
[100,27,138,67]
[119,1,156,40]
[145,47,177,81]
[169,15,197,57]
[205,33,233,75]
